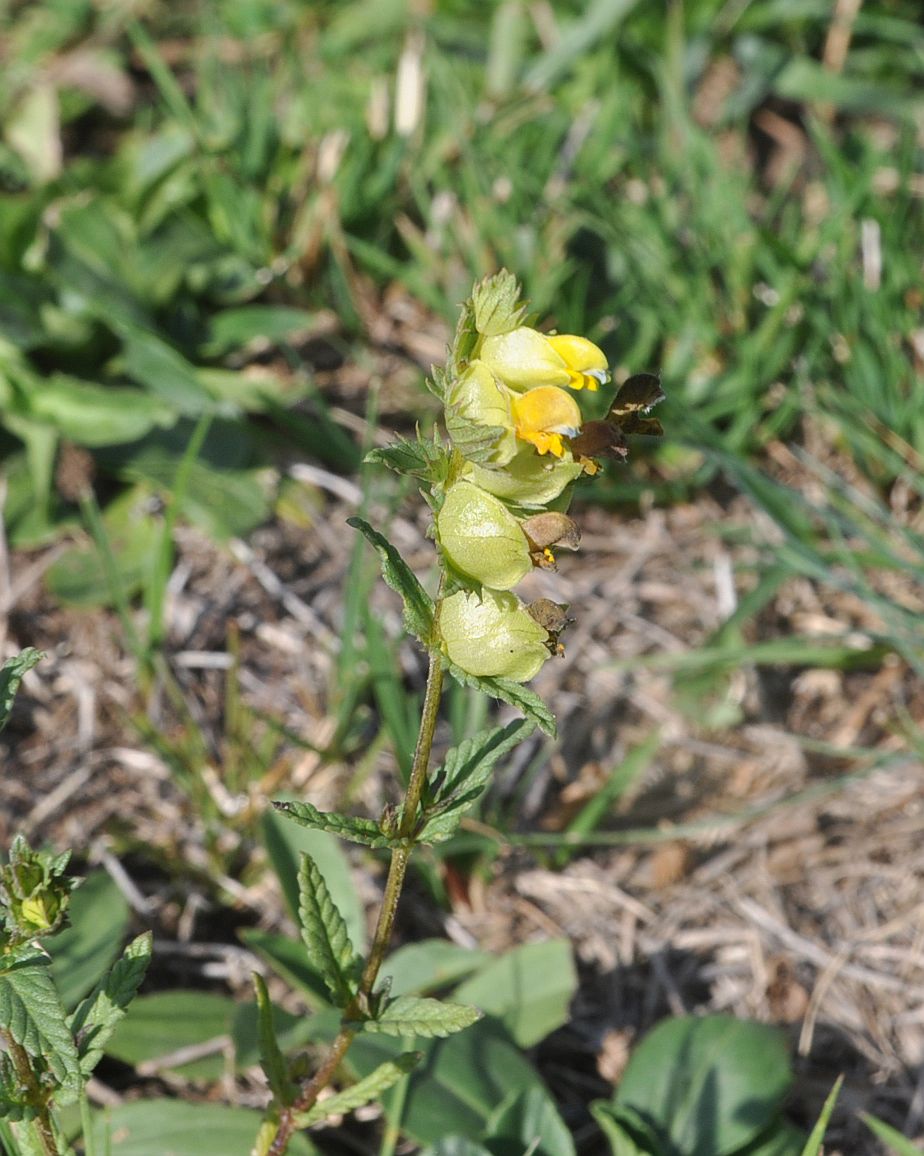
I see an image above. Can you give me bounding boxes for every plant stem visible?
[267,647,445,1155]
[4,1035,60,1156]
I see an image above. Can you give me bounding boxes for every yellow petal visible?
[512,386,582,458]
[480,327,571,391]
[545,334,610,391]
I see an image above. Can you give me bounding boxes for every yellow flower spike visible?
[480,326,610,393]
[440,588,551,681]
[545,334,610,391]
[512,385,582,458]
[436,481,532,590]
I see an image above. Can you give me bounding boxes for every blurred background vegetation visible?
[1,0,923,1152]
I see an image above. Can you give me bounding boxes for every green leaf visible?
[296,1052,421,1126]
[860,1112,923,1156]
[421,1142,493,1156]
[273,800,397,849]
[743,1120,806,1155]
[419,720,534,843]
[119,327,214,415]
[0,961,81,1103]
[252,973,294,1106]
[104,992,235,1080]
[360,995,481,1039]
[203,305,319,357]
[27,374,174,446]
[49,869,131,1010]
[69,932,153,1076]
[487,1086,576,1156]
[382,940,492,998]
[366,436,446,479]
[591,1102,664,1156]
[444,659,557,737]
[260,806,366,954]
[89,1099,317,1156]
[297,853,360,1008]
[0,649,43,734]
[347,516,434,643]
[240,929,330,1010]
[615,1015,792,1156]
[349,1016,548,1144]
[798,1076,841,1156]
[452,940,576,1048]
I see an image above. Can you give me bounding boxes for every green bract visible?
[463,450,583,509]
[445,360,517,465]
[436,481,532,589]
[440,589,550,681]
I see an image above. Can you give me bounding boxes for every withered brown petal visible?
[570,420,629,461]
[520,511,581,551]
[609,372,665,419]
[526,598,573,634]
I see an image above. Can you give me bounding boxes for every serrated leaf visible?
[443,659,556,737]
[366,437,446,480]
[273,801,398,849]
[298,854,360,1008]
[252,973,294,1106]
[359,996,481,1039]
[0,649,43,734]
[69,931,152,1076]
[0,962,81,1103]
[347,517,434,643]
[295,1052,421,1127]
[443,411,508,466]
[420,720,534,843]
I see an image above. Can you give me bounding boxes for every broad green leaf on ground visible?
[273,800,396,849]
[453,940,576,1048]
[444,660,556,737]
[348,1017,549,1145]
[48,869,131,1010]
[614,1015,792,1156]
[26,374,174,446]
[69,932,153,1076]
[260,806,366,954]
[45,487,160,608]
[297,852,360,1007]
[420,719,534,842]
[119,328,214,415]
[359,995,481,1039]
[487,1086,576,1156]
[0,648,43,734]
[202,305,319,356]
[251,973,294,1105]
[420,1142,493,1156]
[0,963,81,1104]
[295,1052,421,1127]
[382,940,492,998]
[104,992,235,1081]
[90,1100,317,1156]
[860,1112,924,1156]
[347,516,434,643]
[592,1101,665,1156]
[743,1120,807,1155]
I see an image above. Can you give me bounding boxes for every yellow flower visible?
[511,385,582,458]
[480,326,609,393]
[440,588,550,681]
[436,481,532,589]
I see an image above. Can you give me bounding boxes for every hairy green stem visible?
[267,647,445,1155]
[3,1034,59,1156]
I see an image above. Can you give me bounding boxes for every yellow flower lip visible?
[512,386,582,458]
[480,326,610,394]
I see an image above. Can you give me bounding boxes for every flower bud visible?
[440,588,550,681]
[445,360,517,465]
[463,450,583,509]
[436,481,531,589]
[480,326,610,393]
